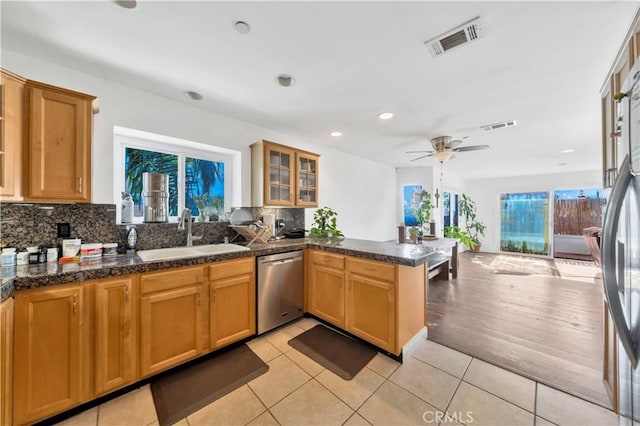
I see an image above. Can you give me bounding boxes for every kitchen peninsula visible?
[0,237,441,425]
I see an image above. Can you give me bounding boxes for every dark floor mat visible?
[288,325,377,380]
[150,344,268,426]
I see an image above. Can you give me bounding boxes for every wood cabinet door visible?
[0,70,24,201]
[14,286,83,425]
[264,143,295,206]
[308,263,345,327]
[140,284,204,376]
[26,83,92,202]
[210,274,255,349]
[1,298,14,426]
[95,278,135,396]
[296,152,318,207]
[346,274,395,353]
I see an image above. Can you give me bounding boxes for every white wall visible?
[4,49,397,241]
[465,169,602,253]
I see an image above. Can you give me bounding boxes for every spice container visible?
[16,249,29,266]
[102,243,118,256]
[27,247,39,264]
[47,246,58,263]
[38,247,47,263]
[1,248,16,266]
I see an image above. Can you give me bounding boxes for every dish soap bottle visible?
[121,192,134,223]
[125,225,137,254]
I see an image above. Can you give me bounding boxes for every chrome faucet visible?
[178,208,203,246]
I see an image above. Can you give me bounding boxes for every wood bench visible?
[428,253,451,281]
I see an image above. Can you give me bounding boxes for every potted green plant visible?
[443,225,477,250]
[458,193,486,251]
[408,226,420,243]
[412,190,435,236]
[309,207,344,241]
[194,193,224,222]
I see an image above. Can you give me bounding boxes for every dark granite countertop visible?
[0,238,445,298]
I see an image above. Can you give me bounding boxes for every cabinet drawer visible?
[311,251,345,270]
[209,257,254,280]
[348,258,395,282]
[141,266,204,294]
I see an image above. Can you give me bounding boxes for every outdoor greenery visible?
[185,157,224,217]
[125,148,178,215]
[458,193,486,244]
[500,240,549,255]
[309,207,344,240]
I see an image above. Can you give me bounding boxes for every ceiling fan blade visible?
[446,140,463,149]
[453,145,489,152]
[405,150,433,154]
[410,154,433,162]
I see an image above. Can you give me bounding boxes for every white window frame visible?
[113,126,241,224]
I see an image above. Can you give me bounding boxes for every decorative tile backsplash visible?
[0,203,305,251]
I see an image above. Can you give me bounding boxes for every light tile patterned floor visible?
[57,319,618,426]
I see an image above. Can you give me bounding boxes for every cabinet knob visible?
[72,294,78,314]
[77,177,82,193]
[124,285,129,301]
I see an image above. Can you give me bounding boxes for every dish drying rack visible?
[229,224,273,246]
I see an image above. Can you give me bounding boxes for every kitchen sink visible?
[136,243,249,262]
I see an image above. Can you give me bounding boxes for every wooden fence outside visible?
[553,198,605,235]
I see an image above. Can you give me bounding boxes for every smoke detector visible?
[481,120,518,131]
[424,17,482,58]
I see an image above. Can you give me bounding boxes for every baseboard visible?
[401,326,428,361]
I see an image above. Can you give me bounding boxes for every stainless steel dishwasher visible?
[257,250,304,334]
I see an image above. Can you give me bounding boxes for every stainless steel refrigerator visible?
[602,62,640,425]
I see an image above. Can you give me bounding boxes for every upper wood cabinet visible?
[251,140,319,207]
[14,285,84,425]
[0,69,25,201]
[25,80,95,202]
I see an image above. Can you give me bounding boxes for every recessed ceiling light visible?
[184,91,203,101]
[234,21,251,34]
[378,112,394,120]
[277,74,295,87]
[114,0,137,9]
[558,162,568,166]
[560,149,574,154]
[330,131,342,137]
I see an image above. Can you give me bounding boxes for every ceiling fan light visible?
[432,151,454,163]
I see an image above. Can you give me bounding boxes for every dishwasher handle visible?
[261,257,300,266]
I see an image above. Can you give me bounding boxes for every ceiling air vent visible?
[424,17,482,58]
[481,120,518,132]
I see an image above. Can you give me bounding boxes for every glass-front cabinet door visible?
[265,144,295,206]
[296,152,318,207]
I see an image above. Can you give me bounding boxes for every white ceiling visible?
[1,1,636,181]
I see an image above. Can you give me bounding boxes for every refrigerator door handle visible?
[602,155,638,367]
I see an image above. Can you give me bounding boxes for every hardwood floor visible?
[427,251,611,409]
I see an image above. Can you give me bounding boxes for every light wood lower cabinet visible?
[307,251,346,327]
[140,266,205,377]
[95,277,135,396]
[209,257,255,349]
[1,298,14,426]
[306,249,426,356]
[14,285,83,425]
[347,272,395,352]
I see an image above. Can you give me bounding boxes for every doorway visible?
[552,189,606,261]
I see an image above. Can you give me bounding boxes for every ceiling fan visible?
[406,136,489,163]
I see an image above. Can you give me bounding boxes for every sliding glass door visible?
[500,192,550,255]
